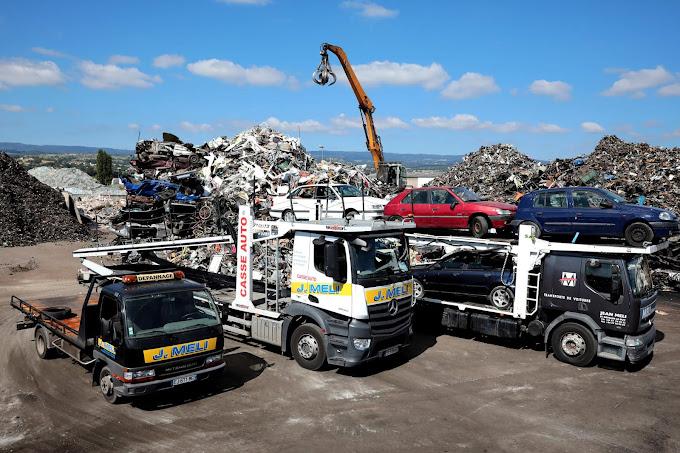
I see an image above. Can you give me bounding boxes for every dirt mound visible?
[0,152,91,247]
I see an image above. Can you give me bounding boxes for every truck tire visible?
[291,324,326,371]
[489,286,513,310]
[625,222,653,247]
[41,306,72,320]
[413,278,425,300]
[551,322,596,367]
[35,328,54,359]
[470,216,489,238]
[99,365,121,404]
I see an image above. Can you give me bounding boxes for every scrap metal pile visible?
[0,152,91,247]
[115,124,380,285]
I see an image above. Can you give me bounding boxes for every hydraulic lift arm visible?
[313,43,384,173]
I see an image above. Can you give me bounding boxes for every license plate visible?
[171,375,197,387]
[382,346,399,357]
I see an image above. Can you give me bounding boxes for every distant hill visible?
[0,142,463,170]
[0,142,132,155]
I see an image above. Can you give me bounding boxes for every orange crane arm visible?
[314,43,384,172]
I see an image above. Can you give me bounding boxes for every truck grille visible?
[156,358,204,378]
[367,296,412,335]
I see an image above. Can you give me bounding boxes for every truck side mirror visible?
[324,242,344,282]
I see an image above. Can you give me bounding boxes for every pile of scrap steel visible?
[0,152,91,247]
[110,124,382,286]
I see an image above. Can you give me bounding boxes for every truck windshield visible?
[627,256,653,298]
[351,234,410,278]
[124,289,220,338]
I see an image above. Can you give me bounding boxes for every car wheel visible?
[521,221,541,239]
[35,328,55,359]
[413,278,425,300]
[624,222,653,247]
[389,215,403,222]
[189,153,200,164]
[99,366,121,404]
[551,322,596,367]
[489,286,513,310]
[470,216,489,238]
[291,324,326,371]
[345,210,359,220]
[282,210,296,222]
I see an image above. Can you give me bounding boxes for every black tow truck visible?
[11,267,225,403]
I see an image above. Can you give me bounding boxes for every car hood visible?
[472,201,517,211]
[623,204,677,219]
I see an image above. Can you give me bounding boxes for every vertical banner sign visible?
[235,205,254,307]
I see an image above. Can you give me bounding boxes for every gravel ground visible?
[1,242,679,453]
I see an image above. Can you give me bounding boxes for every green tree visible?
[95,149,113,184]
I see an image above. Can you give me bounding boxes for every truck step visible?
[223,325,251,337]
[227,315,252,327]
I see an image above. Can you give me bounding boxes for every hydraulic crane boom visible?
[313,43,385,173]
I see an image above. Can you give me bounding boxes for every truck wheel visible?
[625,222,653,247]
[35,328,54,359]
[99,366,121,404]
[291,324,326,371]
[521,221,541,239]
[489,286,513,310]
[551,322,596,367]
[282,210,296,222]
[470,216,489,238]
[413,278,425,300]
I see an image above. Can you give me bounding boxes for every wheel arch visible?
[468,212,492,228]
[543,312,602,353]
[281,305,327,354]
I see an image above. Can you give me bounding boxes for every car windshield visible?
[599,188,628,204]
[124,289,220,338]
[335,185,363,197]
[450,188,482,202]
[627,256,653,298]
[351,234,410,278]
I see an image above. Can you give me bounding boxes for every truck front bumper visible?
[117,363,225,397]
[625,326,656,363]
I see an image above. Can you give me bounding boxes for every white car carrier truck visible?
[221,206,416,370]
[413,224,666,367]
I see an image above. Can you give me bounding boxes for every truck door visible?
[583,258,630,331]
[98,295,122,358]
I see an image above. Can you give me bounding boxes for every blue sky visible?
[0,0,678,160]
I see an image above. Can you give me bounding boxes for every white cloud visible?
[581,122,605,133]
[529,123,571,134]
[529,80,573,101]
[328,113,410,130]
[179,121,214,133]
[79,61,162,90]
[153,54,186,68]
[341,1,398,18]
[0,104,33,112]
[642,120,661,128]
[187,59,286,86]
[411,114,521,133]
[108,55,140,65]
[440,73,500,100]
[657,83,680,97]
[662,127,680,138]
[265,117,328,133]
[335,61,449,90]
[150,124,163,131]
[602,66,674,96]
[0,58,66,89]
[127,123,140,130]
[31,47,69,58]
[46,107,55,113]
[216,0,270,4]
[630,91,646,99]
[510,88,519,96]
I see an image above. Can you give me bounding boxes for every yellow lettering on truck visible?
[143,338,217,363]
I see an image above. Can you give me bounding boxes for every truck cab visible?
[13,269,225,403]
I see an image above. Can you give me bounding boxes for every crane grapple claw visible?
[313,54,336,86]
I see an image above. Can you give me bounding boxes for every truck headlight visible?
[205,353,223,365]
[625,338,644,347]
[353,338,371,351]
[124,369,155,381]
[659,211,672,221]
[496,209,512,215]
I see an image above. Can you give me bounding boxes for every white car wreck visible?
[269,184,387,221]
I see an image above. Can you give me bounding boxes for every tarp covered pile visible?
[0,152,91,246]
